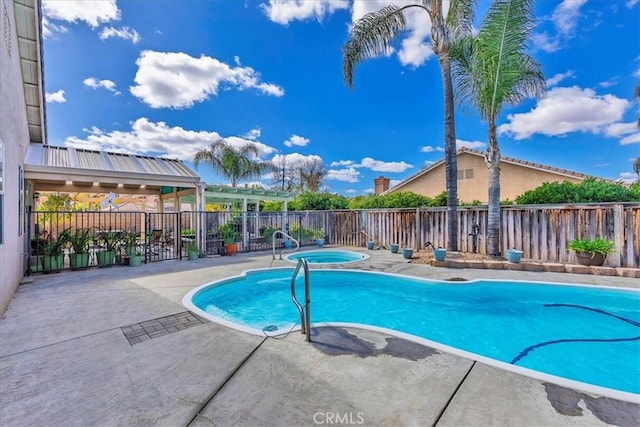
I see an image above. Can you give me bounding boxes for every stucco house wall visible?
[0,0,30,315]
[387,149,586,203]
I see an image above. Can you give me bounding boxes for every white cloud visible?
[345,189,357,194]
[42,17,68,39]
[420,146,434,153]
[63,117,277,161]
[283,134,310,147]
[130,51,285,109]
[620,133,640,145]
[46,90,66,103]
[359,157,413,173]
[42,0,120,28]
[618,172,638,184]
[531,32,561,53]
[598,78,617,88]
[546,70,574,87]
[99,26,141,43]
[604,122,637,137]
[330,160,354,167]
[260,0,349,25]
[626,0,640,8]
[327,167,360,183]
[271,153,323,168]
[498,86,629,140]
[456,139,486,150]
[83,77,120,95]
[244,128,262,140]
[389,179,402,187]
[435,146,445,152]
[552,0,587,36]
[533,0,587,53]
[633,67,640,79]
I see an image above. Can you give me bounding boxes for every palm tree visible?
[451,0,545,256]
[193,139,275,187]
[342,0,475,251]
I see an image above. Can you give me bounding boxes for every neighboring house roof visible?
[24,144,202,191]
[383,147,597,195]
[14,0,47,144]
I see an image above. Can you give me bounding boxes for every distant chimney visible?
[374,176,390,195]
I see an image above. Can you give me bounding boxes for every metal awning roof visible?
[14,0,47,144]
[24,144,202,194]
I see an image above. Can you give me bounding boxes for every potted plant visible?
[389,243,399,254]
[315,228,325,247]
[402,247,413,260]
[68,227,92,270]
[366,240,375,250]
[568,237,615,267]
[42,229,71,273]
[128,246,143,267]
[506,248,523,263]
[96,228,121,267]
[121,229,141,257]
[433,247,447,261]
[220,223,239,256]
[186,241,200,261]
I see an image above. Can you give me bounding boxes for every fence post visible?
[612,204,623,267]
[415,208,421,250]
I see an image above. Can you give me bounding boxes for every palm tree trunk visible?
[438,52,459,252]
[486,120,501,256]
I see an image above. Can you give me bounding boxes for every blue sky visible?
[42,0,640,197]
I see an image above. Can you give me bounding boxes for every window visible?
[457,169,464,180]
[465,169,474,179]
[0,140,4,245]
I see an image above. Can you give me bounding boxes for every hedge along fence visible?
[319,203,639,268]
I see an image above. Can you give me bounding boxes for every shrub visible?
[567,237,615,255]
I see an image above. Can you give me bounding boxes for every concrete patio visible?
[1,248,638,426]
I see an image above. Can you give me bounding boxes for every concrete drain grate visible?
[120,311,207,345]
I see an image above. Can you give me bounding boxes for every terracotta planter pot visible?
[225,243,237,256]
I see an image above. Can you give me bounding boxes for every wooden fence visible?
[321,203,640,268]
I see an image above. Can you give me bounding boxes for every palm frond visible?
[342,5,407,89]
[447,0,476,40]
[453,0,544,120]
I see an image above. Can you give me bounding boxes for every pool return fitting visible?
[290,258,311,342]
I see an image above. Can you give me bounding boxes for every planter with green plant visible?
[68,227,92,270]
[186,241,200,260]
[42,229,71,273]
[128,246,143,267]
[96,228,122,267]
[122,229,141,257]
[314,228,325,247]
[568,237,615,267]
[220,223,240,255]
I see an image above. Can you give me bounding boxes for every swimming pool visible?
[285,250,368,264]
[183,268,640,399]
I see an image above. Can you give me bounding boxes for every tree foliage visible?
[348,192,444,209]
[514,178,639,204]
[288,192,349,211]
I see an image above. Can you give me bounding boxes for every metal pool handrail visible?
[291,258,311,342]
[271,230,299,265]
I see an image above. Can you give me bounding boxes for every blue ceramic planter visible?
[390,244,399,254]
[433,248,447,261]
[506,249,523,263]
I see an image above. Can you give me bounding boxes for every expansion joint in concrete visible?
[431,360,476,427]
[186,336,268,426]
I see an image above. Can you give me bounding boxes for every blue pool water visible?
[184,268,640,396]
[285,250,368,264]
